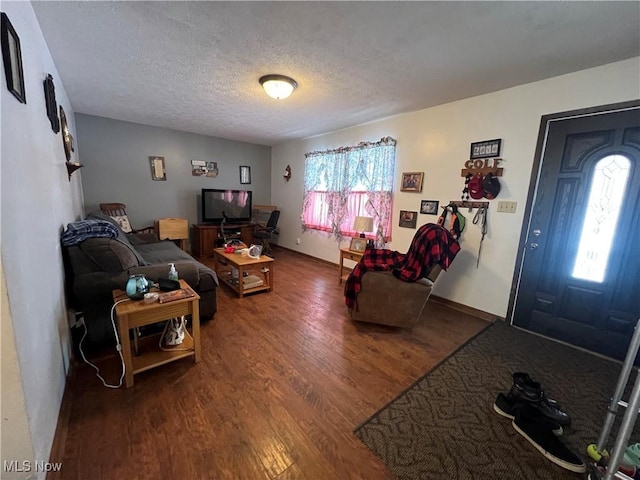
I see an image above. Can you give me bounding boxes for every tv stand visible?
[192,223,255,258]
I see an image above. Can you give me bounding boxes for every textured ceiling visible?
[32,1,640,147]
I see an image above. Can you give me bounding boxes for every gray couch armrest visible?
[73,272,130,301]
[129,262,199,288]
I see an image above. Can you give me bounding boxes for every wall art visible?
[240,165,251,184]
[191,160,219,177]
[43,74,59,132]
[420,200,439,215]
[400,172,424,192]
[150,156,166,181]
[470,138,501,159]
[399,210,418,228]
[1,13,26,103]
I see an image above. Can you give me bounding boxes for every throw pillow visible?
[110,214,133,233]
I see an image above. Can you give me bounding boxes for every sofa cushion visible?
[77,238,142,272]
[86,211,148,265]
[135,240,196,264]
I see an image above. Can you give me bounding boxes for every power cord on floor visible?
[78,299,128,388]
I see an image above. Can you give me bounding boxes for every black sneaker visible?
[512,405,585,473]
[494,392,563,436]
[506,372,571,426]
[513,372,560,407]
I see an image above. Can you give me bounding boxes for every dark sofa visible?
[64,212,218,349]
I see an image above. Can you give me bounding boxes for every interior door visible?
[512,105,640,360]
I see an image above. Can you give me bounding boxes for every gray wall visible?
[75,114,272,230]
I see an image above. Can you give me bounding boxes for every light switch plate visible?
[497,201,517,213]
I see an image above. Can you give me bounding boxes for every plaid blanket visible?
[61,219,119,246]
[344,223,461,310]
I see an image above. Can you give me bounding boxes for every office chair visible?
[253,210,280,257]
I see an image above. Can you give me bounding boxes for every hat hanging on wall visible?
[468,173,485,199]
[483,172,501,199]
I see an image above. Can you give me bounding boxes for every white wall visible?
[0,2,84,476]
[272,58,640,317]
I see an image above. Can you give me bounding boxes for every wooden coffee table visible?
[212,248,275,297]
[112,279,200,388]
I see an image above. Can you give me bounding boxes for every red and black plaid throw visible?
[344,223,461,310]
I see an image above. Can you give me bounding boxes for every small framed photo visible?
[399,210,418,229]
[349,237,366,253]
[240,165,251,184]
[149,156,166,181]
[420,200,439,215]
[1,13,26,104]
[400,172,424,192]
[470,139,501,159]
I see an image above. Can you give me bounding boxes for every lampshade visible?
[259,74,298,100]
[352,216,374,235]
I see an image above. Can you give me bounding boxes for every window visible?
[572,154,631,282]
[302,137,396,240]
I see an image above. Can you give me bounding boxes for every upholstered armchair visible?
[348,264,442,328]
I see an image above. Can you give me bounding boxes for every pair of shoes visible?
[494,372,571,427]
[512,404,586,473]
[494,392,563,436]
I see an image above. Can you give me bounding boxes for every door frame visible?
[506,99,640,325]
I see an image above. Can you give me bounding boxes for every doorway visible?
[511,102,640,361]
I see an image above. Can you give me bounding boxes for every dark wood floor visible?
[49,247,489,480]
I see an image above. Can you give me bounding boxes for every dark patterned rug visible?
[355,320,639,480]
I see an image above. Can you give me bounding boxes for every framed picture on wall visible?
[420,200,439,215]
[399,210,418,228]
[1,13,26,104]
[240,165,251,184]
[400,172,424,192]
[149,156,166,181]
[470,139,501,159]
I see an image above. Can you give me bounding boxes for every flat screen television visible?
[201,188,253,224]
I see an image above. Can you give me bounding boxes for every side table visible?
[339,247,364,284]
[112,279,200,388]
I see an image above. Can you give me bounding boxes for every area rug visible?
[355,320,639,479]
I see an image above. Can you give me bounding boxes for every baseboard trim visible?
[430,295,498,322]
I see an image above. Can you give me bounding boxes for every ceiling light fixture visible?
[259,74,298,100]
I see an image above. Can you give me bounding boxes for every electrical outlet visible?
[497,201,517,213]
[296,238,301,245]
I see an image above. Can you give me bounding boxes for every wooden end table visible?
[212,248,275,298]
[339,247,364,284]
[112,279,200,388]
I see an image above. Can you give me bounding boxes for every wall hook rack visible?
[449,200,489,212]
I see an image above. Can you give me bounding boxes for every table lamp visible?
[352,216,374,239]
